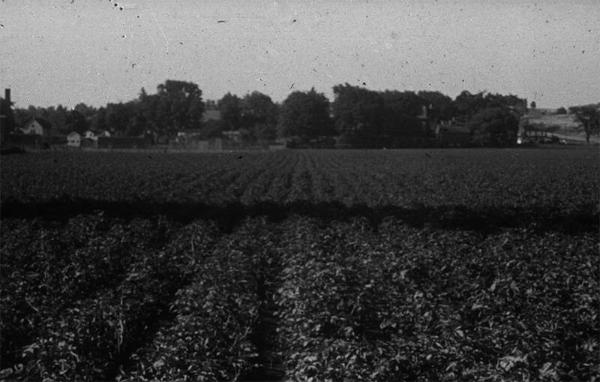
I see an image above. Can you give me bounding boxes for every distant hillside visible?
[522,110,600,143]
[525,112,582,133]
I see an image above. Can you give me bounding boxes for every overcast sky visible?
[0,0,598,109]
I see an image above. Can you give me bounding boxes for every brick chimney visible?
[1,88,12,144]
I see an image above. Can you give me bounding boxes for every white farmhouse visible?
[67,132,81,147]
[21,117,52,136]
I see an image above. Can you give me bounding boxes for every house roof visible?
[24,117,52,130]
[202,109,221,122]
[67,131,81,138]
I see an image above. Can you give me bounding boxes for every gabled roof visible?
[24,117,53,130]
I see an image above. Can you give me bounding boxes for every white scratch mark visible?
[150,10,169,54]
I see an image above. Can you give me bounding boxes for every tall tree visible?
[417,91,454,120]
[454,91,486,118]
[73,103,97,120]
[105,102,136,136]
[570,105,600,144]
[381,90,423,117]
[278,89,334,142]
[91,107,108,133]
[138,80,205,137]
[240,91,278,142]
[467,107,519,147]
[332,83,384,147]
[66,109,88,134]
[381,91,428,147]
[218,93,242,131]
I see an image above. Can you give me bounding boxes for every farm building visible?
[20,117,53,136]
[67,132,81,147]
[5,114,66,149]
[84,130,97,141]
[84,130,111,142]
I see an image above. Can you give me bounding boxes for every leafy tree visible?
[381,91,423,117]
[530,101,537,109]
[381,113,423,147]
[136,80,205,138]
[454,91,486,118]
[570,105,600,144]
[159,80,204,133]
[332,84,384,147]
[126,113,148,137]
[483,93,527,115]
[241,92,278,128]
[66,110,89,134]
[454,91,526,126]
[467,107,519,146]
[278,89,334,143]
[105,102,136,136]
[137,91,162,134]
[73,103,96,120]
[91,107,108,133]
[199,119,226,139]
[254,122,277,142]
[51,105,70,134]
[556,106,567,115]
[218,93,242,131]
[417,90,454,120]
[381,91,428,147]
[240,91,278,142]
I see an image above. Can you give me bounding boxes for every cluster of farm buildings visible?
[7,114,239,151]
[0,113,277,154]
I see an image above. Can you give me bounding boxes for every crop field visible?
[1,148,599,381]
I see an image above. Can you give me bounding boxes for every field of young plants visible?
[1,148,598,381]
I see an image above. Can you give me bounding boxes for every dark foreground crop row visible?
[2,215,598,381]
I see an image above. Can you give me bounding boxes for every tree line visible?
[7,79,585,148]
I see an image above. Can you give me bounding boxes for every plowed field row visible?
[1,148,598,381]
